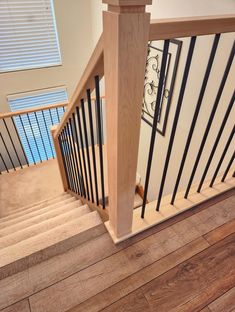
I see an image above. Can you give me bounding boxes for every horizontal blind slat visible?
[0,0,61,72]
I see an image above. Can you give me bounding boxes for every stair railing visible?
[53,1,235,243]
[0,102,67,173]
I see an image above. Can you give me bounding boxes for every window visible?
[8,87,68,164]
[0,0,62,72]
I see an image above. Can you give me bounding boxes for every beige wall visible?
[0,0,94,113]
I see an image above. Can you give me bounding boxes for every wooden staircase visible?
[0,192,105,282]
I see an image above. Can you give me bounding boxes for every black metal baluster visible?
[26,113,42,163]
[72,112,86,198]
[171,34,220,205]
[221,151,235,182]
[66,122,80,194]
[87,89,99,206]
[19,114,36,165]
[3,118,23,169]
[185,40,235,198]
[56,108,60,123]
[61,129,74,192]
[156,37,197,211]
[95,75,106,208]
[81,99,94,203]
[42,110,55,158]
[58,134,71,190]
[197,90,235,192]
[34,112,48,161]
[100,98,104,145]
[0,152,9,173]
[141,40,170,218]
[210,125,235,187]
[0,132,16,170]
[63,106,66,113]
[64,127,77,193]
[49,108,54,125]
[11,117,29,167]
[76,105,90,200]
[69,118,82,195]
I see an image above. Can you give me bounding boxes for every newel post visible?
[51,125,68,192]
[103,0,151,240]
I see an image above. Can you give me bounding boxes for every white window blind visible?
[7,87,68,163]
[0,0,62,72]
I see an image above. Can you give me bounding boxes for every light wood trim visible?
[51,125,69,192]
[103,1,150,238]
[54,34,104,139]
[106,171,235,243]
[0,102,68,119]
[103,0,152,6]
[149,14,235,40]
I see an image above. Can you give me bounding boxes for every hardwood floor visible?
[1,189,235,312]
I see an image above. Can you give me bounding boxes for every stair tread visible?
[0,193,72,222]
[0,211,105,280]
[0,205,91,249]
[0,200,83,237]
[0,197,77,229]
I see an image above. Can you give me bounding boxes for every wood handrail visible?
[149,14,235,40]
[54,33,104,139]
[0,102,68,119]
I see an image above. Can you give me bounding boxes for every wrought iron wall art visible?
[142,39,182,136]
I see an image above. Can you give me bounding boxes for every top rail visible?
[54,33,104,139]
[149,14,235,40]
[0,102,68,119]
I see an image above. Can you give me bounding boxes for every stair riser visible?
[0,194,71,221]
[0,205,91,249]
[0,197,76,229]
[0,221,105,280]
[0,201,82,237]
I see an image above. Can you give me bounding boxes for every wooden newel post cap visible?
[102,0,152,6]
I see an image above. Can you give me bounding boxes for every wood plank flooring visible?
[1,189,235,312]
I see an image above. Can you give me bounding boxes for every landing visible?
[0,160,64,217]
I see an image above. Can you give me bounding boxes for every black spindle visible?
[171,34,220,204]
[34,112,48,161]
[185,40,235,198]
[61,129,74,192]
[58,134,71,189]
[72,112,86,197]
[81,99,94,203]
[66,122,80,194]
[19,115,36,165]
[197,90,235,192]
[11,117,29,166]
[0,152,9,173]
[95,75,106,208]
[26,113,42,163]
[156,37,197,211]
[141,40,170,218]
[42,110,55,159]
[221,151,235,182]
[69,117,83,196]
[3,118,23,169]
[76,106,90,200]
[210,125,235,187]
[87,89,99,206]
[0,132,16,170]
